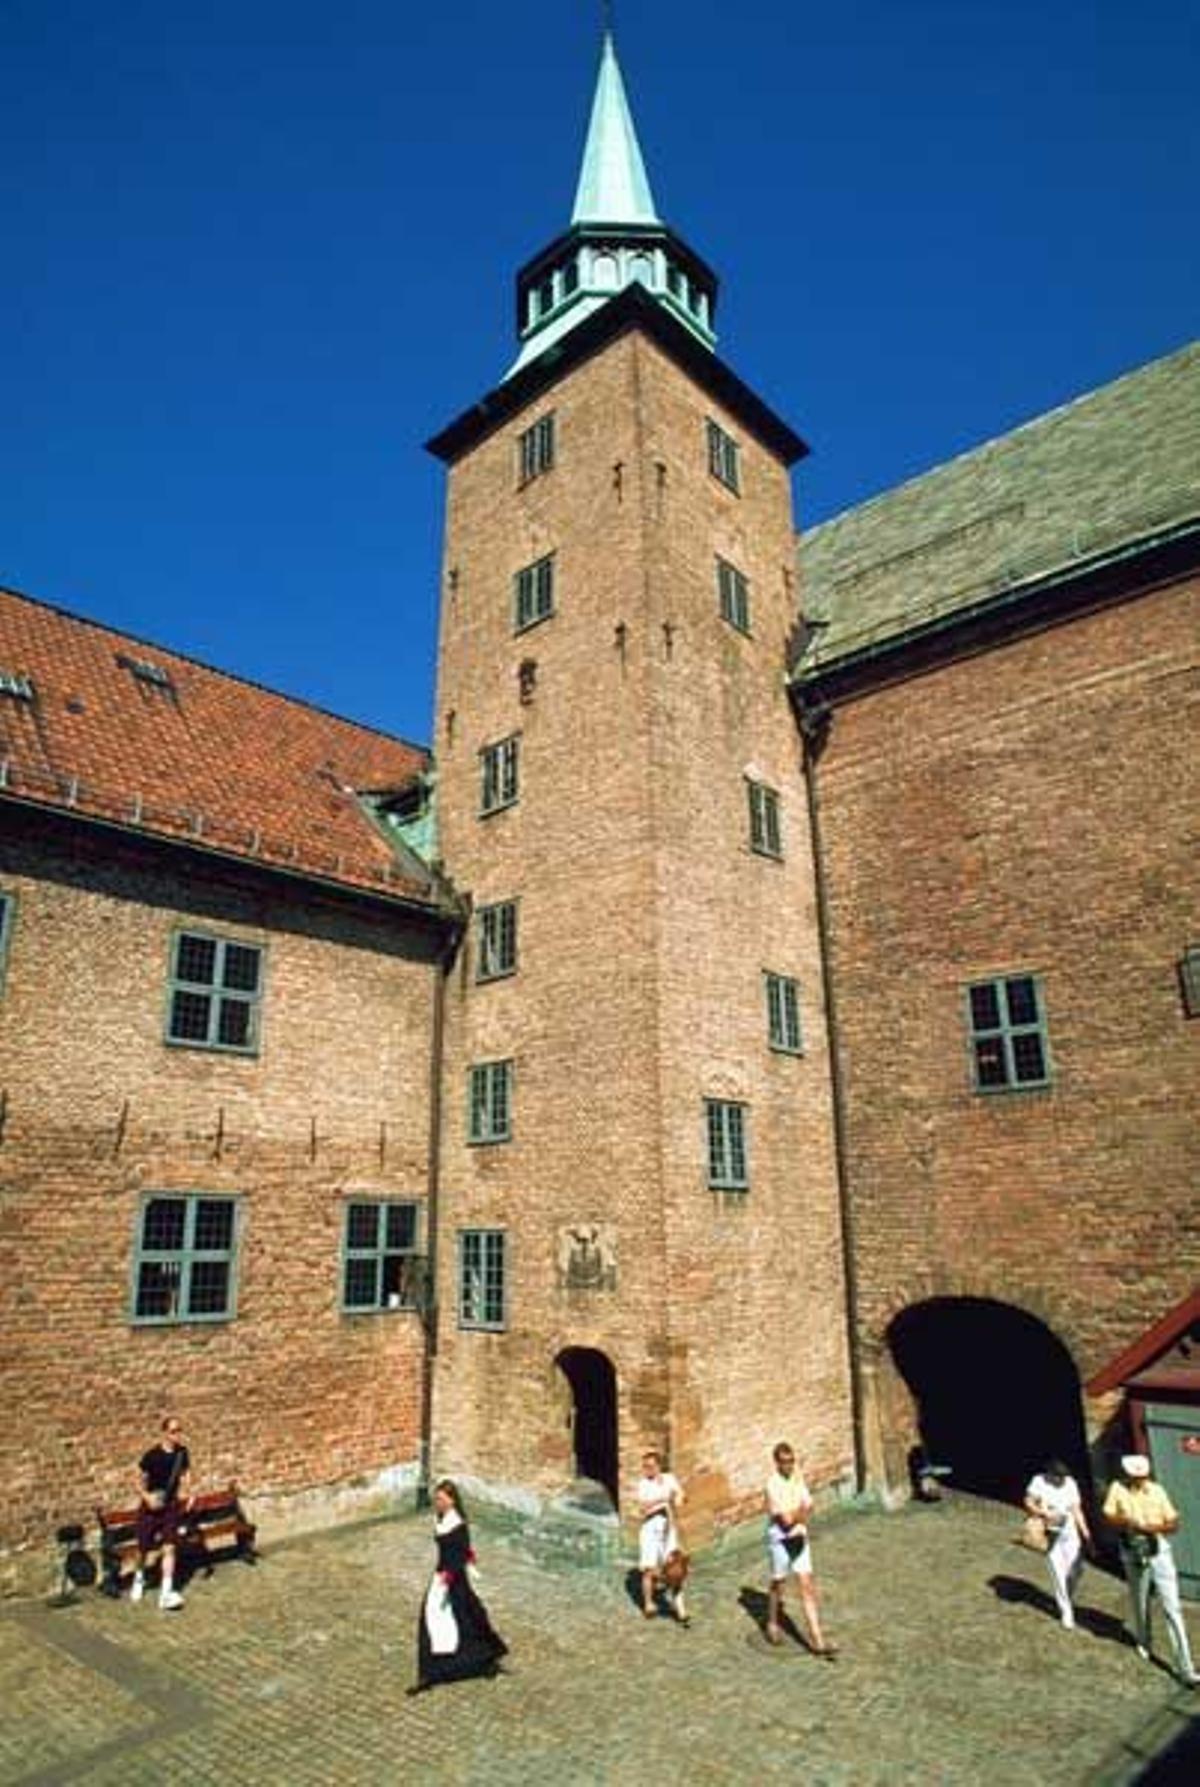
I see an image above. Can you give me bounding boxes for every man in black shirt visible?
[132,1416,191,1610]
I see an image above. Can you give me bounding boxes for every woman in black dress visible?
[411,1480,507,1693]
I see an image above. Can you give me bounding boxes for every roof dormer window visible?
[117,652,174,691]
[0,669,34,701]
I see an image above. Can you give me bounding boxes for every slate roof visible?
[798,341,1200,666]
[0,584,438,909]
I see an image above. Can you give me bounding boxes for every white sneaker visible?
[1135,1644,1150,1662]
[129,1574,145,1604]
[158,1589,184,1611]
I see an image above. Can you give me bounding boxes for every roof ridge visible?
[0,578,431,759]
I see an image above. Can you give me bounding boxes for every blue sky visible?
[3,0,1196,746]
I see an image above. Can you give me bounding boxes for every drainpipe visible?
[797,697,867,1496]
[416,926,457,1510]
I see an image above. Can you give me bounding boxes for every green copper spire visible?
[571,31,661,227]
[505,26,718,378]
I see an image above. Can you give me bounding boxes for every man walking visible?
[764,1441,837,1657]
[1103,1452,1197,1687]
[132,1415,191,1611]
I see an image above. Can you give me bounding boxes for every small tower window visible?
[707,419,741,494]
[716,557,751,634]
[562,260,579,297]
[537,275,555,317]
[514,553,555,633]
[518,413,556,484]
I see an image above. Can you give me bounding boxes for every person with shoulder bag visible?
[1103,1453,1197,1687]
[1023,1458,1090,1629]
[131,1414,192,1611]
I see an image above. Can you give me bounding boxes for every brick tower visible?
[426,31,854,1533]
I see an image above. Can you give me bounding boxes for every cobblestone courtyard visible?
[3,1495,1197,1786]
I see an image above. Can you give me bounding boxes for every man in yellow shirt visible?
[1103,1454,1197,1687]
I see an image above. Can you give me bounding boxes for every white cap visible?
[1121,1454,1152,1479]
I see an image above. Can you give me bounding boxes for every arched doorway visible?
[888,1297,1089,1504]
[555,1347,619,1509]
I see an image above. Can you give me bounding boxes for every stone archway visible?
[555,1346,619,1509]
[887,1296,1089,1504]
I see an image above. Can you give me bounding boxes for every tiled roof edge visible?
[0,579,432,761]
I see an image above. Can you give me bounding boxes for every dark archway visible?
[555,1347,619,1509]
[888,1297,1090,1504]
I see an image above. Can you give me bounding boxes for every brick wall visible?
[0,809,439,1579]
[810,575,1200,1483]
[430,327,854,1529]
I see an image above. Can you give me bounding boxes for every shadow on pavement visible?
[987,1573,1128,1646]
[1134,1715,1200,1783]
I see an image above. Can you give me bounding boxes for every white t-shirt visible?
[766,1469,812,1530]
[1026,1473,1080,1532]
[636,1472,682,1520]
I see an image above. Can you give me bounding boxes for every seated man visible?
[132,1415,191,1611]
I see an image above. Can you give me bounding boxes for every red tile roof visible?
[0,584,438,907]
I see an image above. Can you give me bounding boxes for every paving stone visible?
[2,1496,1197,1785]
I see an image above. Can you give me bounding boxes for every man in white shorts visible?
[765,1441,836,1656]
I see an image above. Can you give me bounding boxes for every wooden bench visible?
[97,1485,257,1597]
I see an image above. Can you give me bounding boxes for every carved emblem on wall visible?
[558,1223,617,1292]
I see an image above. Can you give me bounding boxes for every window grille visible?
[480,736,520,815]
[166,930,263,1054]
[967,975,1051,1091]
[132,1195,238,1323]
[706,1099,748,1190]
[717,557,751,633]
[0,889,13,990]
[342,1200,422,1312]
[747,779,783,858]
[468,1060,513,1143]
[765,972,803,1053]
[706,419,741,493]
[514,554,555,632]
[459,1229,506,1329]
[1180,947,1200,1019]
[518,414,556,483]
[477,900,518,982]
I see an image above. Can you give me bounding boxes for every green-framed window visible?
[706,1099,748,1190]
[746,778,782,859]
[765,972,803,1054]
[0,889,13,992]
[716,556,750,634]
[476,900,518,982]
[341,1200,422,1312]
[518,413,555,484]
[166,930,263,1054]
[706,418,741,494]
[468,1060,513,1143]
[459,1229,507,1330]
[480,736,520,815]
[514,553,555,633]
[967,974,1051,1091]
[131,1194,239,1324]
